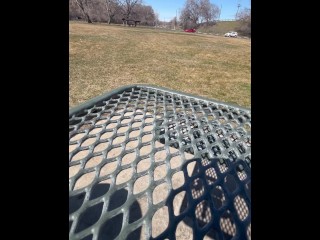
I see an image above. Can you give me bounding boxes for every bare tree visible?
[131,4,156,25]
[118,0,141,24]
[237,8,251,22]
[236,8,251,37]
[70,0,84,20]
[70,0,157,25]
[105,0,120,24]
[179,0,219,29]
[199,0,219,26]
[154,12,159,27]
[73,0,93,23]
[186,0,201,27]
[169,16,178,29]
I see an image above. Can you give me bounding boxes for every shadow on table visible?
[69,183,142,240]
[165,157,251,240]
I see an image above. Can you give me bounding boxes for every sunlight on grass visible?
[69,22,251,108]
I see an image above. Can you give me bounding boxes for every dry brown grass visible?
[69,21,251,108]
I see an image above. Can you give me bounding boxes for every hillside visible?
[198,21,241,35]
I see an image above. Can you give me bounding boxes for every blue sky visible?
[143,0,251,21]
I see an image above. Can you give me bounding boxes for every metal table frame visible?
[69,84,251,240]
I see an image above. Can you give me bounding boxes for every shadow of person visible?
[69,183,142,240]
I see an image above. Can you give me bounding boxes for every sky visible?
[143,0,251,21]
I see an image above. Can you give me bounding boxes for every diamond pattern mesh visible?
[69,85,251,240]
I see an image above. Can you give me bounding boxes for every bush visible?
[235,8,251,37]
[236,21,251,37]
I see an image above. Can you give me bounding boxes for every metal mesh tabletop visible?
[69,85,251,240]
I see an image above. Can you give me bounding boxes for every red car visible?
[184,28,196,33]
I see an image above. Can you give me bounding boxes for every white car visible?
[224,31,238,38]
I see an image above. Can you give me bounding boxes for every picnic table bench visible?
[122,18,141,27]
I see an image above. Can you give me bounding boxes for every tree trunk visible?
[85,12,93,23]
[107,11,111,24]
[74,0,93,24]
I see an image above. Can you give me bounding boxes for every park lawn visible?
[69,21,251,108]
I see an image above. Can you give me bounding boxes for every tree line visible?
[69,0,158,26]
[69,0,250,36]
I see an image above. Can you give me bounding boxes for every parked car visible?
[224,31,238,37]
[184,28,196,33]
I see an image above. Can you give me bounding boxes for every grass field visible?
[69,21,251,108]
[198,21,241,34]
